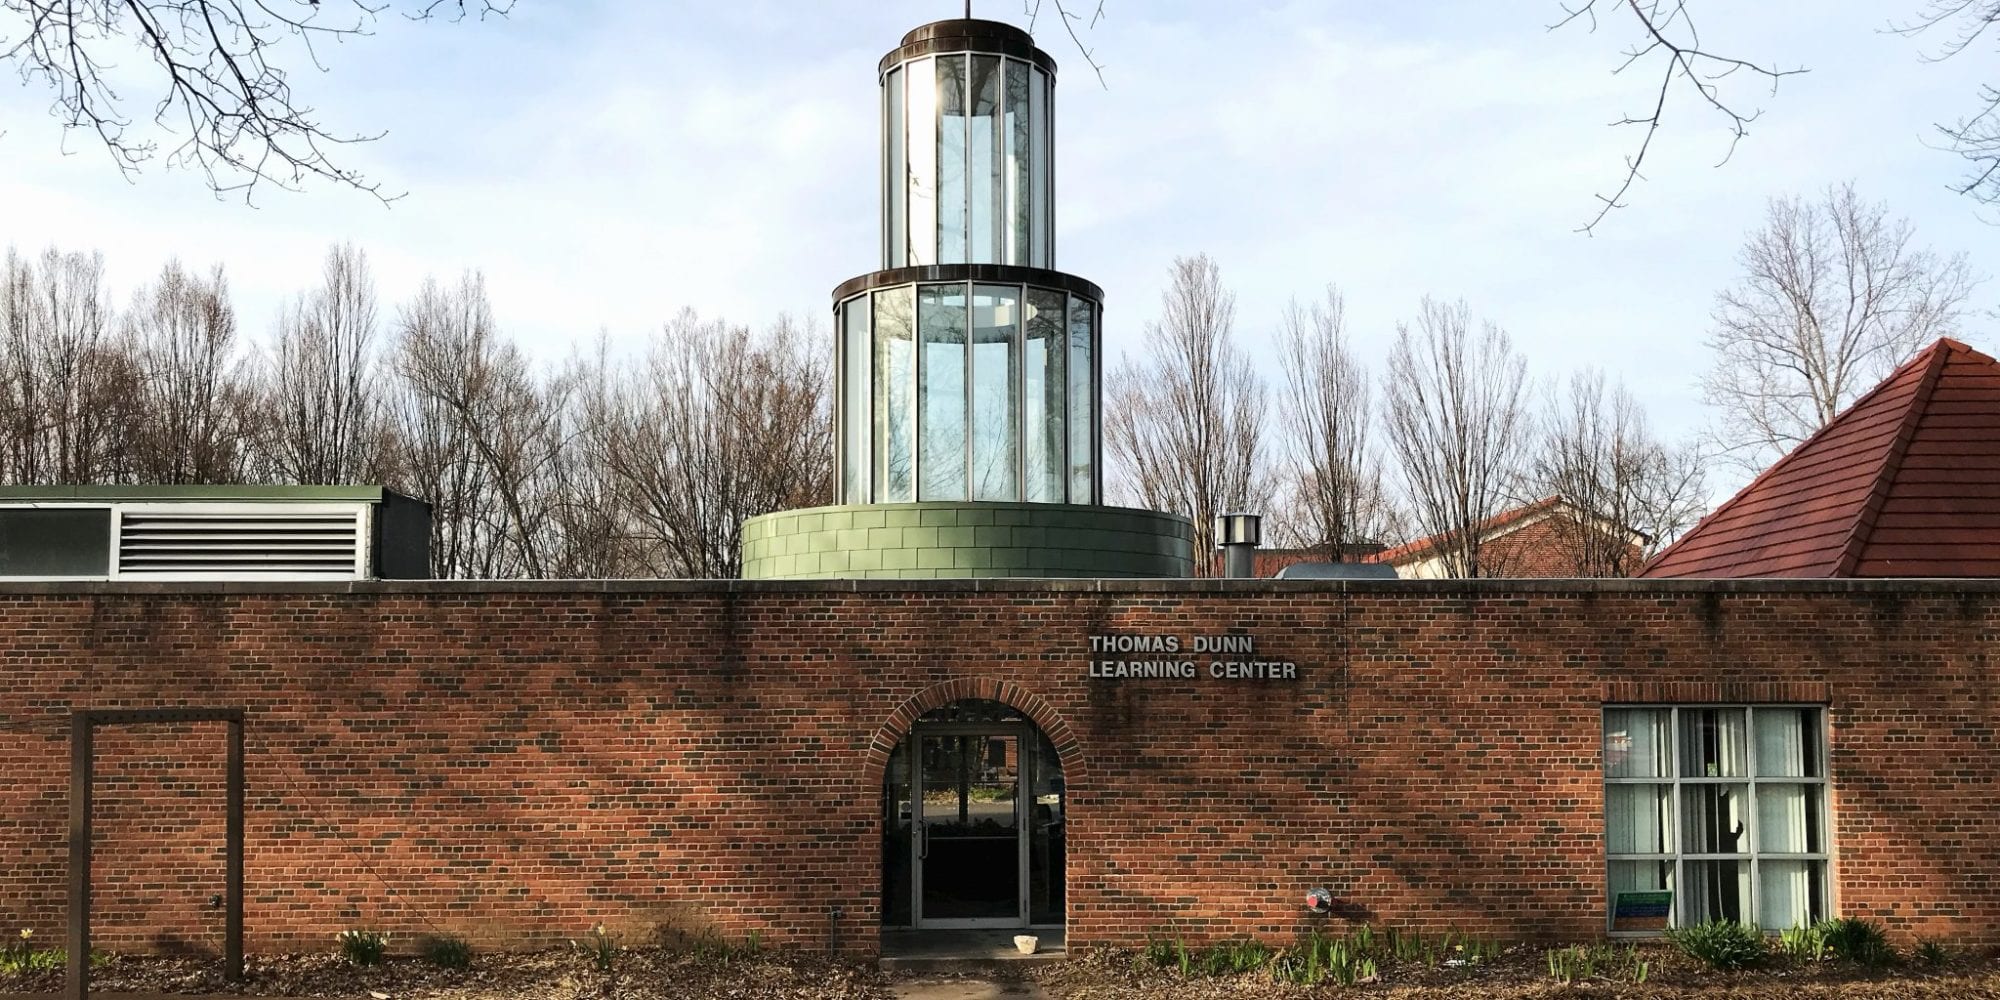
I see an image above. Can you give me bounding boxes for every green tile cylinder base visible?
[740,502,1195,580]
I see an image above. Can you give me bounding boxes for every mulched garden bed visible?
[1033,943,2000,998]
[5,943,2000,998]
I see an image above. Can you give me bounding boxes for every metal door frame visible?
[910,720,1030,929]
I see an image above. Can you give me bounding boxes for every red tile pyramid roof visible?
[1642,338,2000,578]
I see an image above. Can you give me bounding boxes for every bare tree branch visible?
[1024,0,1106,87]
[0,0,513,202]
[1553,0,1805,233]
[1888,1,2000,205]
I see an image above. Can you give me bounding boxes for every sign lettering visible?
[1086,633,1300,681]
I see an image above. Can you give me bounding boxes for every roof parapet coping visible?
[3,576,1999,597]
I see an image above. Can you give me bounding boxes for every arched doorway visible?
[881,699,1066,931]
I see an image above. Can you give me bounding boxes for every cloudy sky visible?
[1,1,1993,497]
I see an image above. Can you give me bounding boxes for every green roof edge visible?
[0,485,413,503]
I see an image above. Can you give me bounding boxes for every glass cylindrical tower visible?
[741,18,1192,581]
[834,19,1102,507]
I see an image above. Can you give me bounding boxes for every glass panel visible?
[1023,288,1066,502]
[1681,783,1750,854]
[1005,61,1030,266]
[841,296,870,503]
[1608,860,1675,929]
[936,55,967,266]
[1754,708,1822,777]
[1681,860,1750,925]
[881,740,913,926]
[1029,68,1048,269]
[969,56,1004,265]
[1066,296,1094,502]
[1756,784,1823,854]
[1604,708,1672,778]
[971,285,1020,501]
[919,733,1020,921]
[0,508,111,575]
[887,67,906,268]
[1757,860,1825,930]
[1680,708,1748,778]
[918,284,968,501]
[1028,728,1066,924]
[905,59,936,267]
[873,287,915,502]
[1606,784,1673,854]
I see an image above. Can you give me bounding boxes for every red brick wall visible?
[1,580,1996,955]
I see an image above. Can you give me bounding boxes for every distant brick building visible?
[1366,497,1647,578]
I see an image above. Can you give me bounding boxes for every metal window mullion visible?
[1746,706,1760,927]
[1046,69,1055,267]
[1016,282,1028,503]
[962,55,972,267]
[882,72,889,266]
[1670,706,1683,928]
[963,281,974,500]
[911,286,923,501]
[1091,299,1101,504]
[1821,707,1836,918]
[1002,58,1014,265]
[1061,293,1074,505]
[1016,731,1030,923]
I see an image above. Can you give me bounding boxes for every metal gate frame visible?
[69,708,245,1000]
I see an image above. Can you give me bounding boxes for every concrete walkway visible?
[891,979,1048,1000]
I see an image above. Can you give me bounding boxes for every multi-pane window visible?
[1603,706,1829,932]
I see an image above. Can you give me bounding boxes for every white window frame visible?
[1603,703,1833,935]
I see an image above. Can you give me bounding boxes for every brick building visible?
[4,577,1998,958]
[2,16,1998,973]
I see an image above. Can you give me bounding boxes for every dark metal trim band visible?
[832,265,1104,306]
[880,19,1057,77]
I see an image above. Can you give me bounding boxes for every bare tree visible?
[388,272,564,578]
[127,260,253,483]
[537,337,654,579]
[1529,369,1708,576]
[1271,287,1396,558]
[1,0,512,201]
[1702,182,1980,473]
[0,247,140,484]
[259,243,393,484]
[590,311,831,579]
[1381,297,1531,579]
[1105,254,1273,570]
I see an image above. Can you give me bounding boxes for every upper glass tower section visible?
[833,19,1098,507]
[881,20,1055,269]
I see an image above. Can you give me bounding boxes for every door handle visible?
[919,821,930,860]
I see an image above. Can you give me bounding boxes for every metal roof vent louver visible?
[114,504,368,579]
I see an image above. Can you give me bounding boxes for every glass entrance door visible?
[915,729,1023,926]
